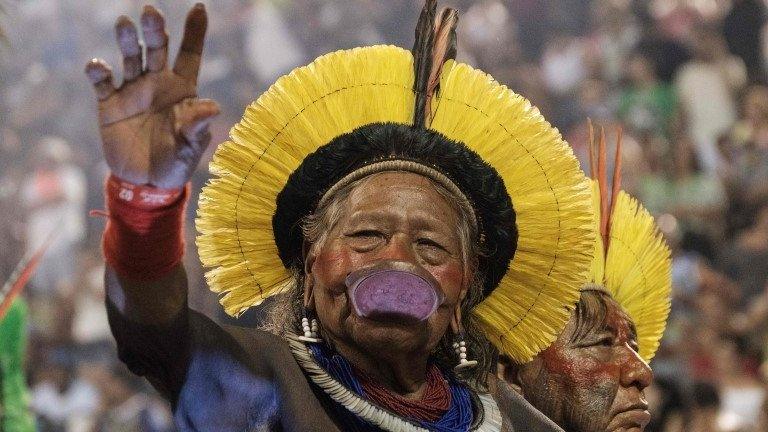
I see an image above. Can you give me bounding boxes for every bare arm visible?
[731,285,768,334]
[85,4,219,325]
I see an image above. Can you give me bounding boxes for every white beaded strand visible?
[453,338,477,371]
[298,315,322,343]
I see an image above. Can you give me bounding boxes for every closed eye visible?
[598,336,614,347]
[343,229,385,252]
[347,230,383,238]
[417,238,446,250]
[576,335,614,349]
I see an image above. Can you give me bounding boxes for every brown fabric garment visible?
[107,300,562,431]
[490,375,565,432]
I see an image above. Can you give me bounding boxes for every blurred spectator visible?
[638,137,726,240]
[30,363,100,432]
[618,52,678,139]
[675,27,747,174]
[459,0,515,71]
[1,0,768,430]
[508,0,550,61]
[723,86,768,231]
[646,378,688,432]
[714,340,765,432]
[721,0,767,83]
[0,128,25,279]
[92,365,175,432]
[245,0,305,85]
[541,31,588,128]
[586,0,641,85]
[634,33,691,85]
[729,85,768,150]
[70,249,111,360]
[689,381,723,432]
[541,32,587,97]
[20,136,85,295]
[720,204,768,306]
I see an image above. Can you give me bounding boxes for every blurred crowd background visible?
[2,0,768,431]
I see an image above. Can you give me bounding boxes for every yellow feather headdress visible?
[587,125,672,362]
[196,2,595,363]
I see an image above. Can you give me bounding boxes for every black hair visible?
[569,289,637,346]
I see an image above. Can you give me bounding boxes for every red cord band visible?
[102,175,189,281]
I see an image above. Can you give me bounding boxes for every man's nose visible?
[620,346,653,390]
[378,233,417,262]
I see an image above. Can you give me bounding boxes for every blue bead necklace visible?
[308,343,474,432]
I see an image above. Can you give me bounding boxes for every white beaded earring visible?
[298,311,322,343]
[453,334,477,372]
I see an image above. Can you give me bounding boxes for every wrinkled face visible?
[517,296,653,432]
[304,172,469,360]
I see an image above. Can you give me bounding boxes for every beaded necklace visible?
[307,342,474,432]
[357,364,450,422]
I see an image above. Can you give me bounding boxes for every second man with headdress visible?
[500,127,673,432]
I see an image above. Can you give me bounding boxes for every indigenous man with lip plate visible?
[501,130,673,432]
[84,1,598,431]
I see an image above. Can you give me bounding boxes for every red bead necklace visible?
[356,364,452,422]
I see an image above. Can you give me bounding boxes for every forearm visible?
[102,175,190,325]
[105,265,191,401]
[105,264,187,325]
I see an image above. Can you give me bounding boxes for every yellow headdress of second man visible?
[587,126,672,362]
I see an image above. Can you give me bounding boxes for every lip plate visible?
[347,269,444,323]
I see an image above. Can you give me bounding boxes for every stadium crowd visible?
[2,0,768,430]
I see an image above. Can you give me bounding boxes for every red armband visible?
[102,175,189,281]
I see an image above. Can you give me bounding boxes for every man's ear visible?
[451,275,471,333]
[303,282,315,310]
[450,303,462,334]
[302,239,315,277]
[514,357,543,397]
[459,277,469,302]
[462,257,479,297]
[302,240,316,310]
[497,357,524,394]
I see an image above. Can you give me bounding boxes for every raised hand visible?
[85,4,220,189]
